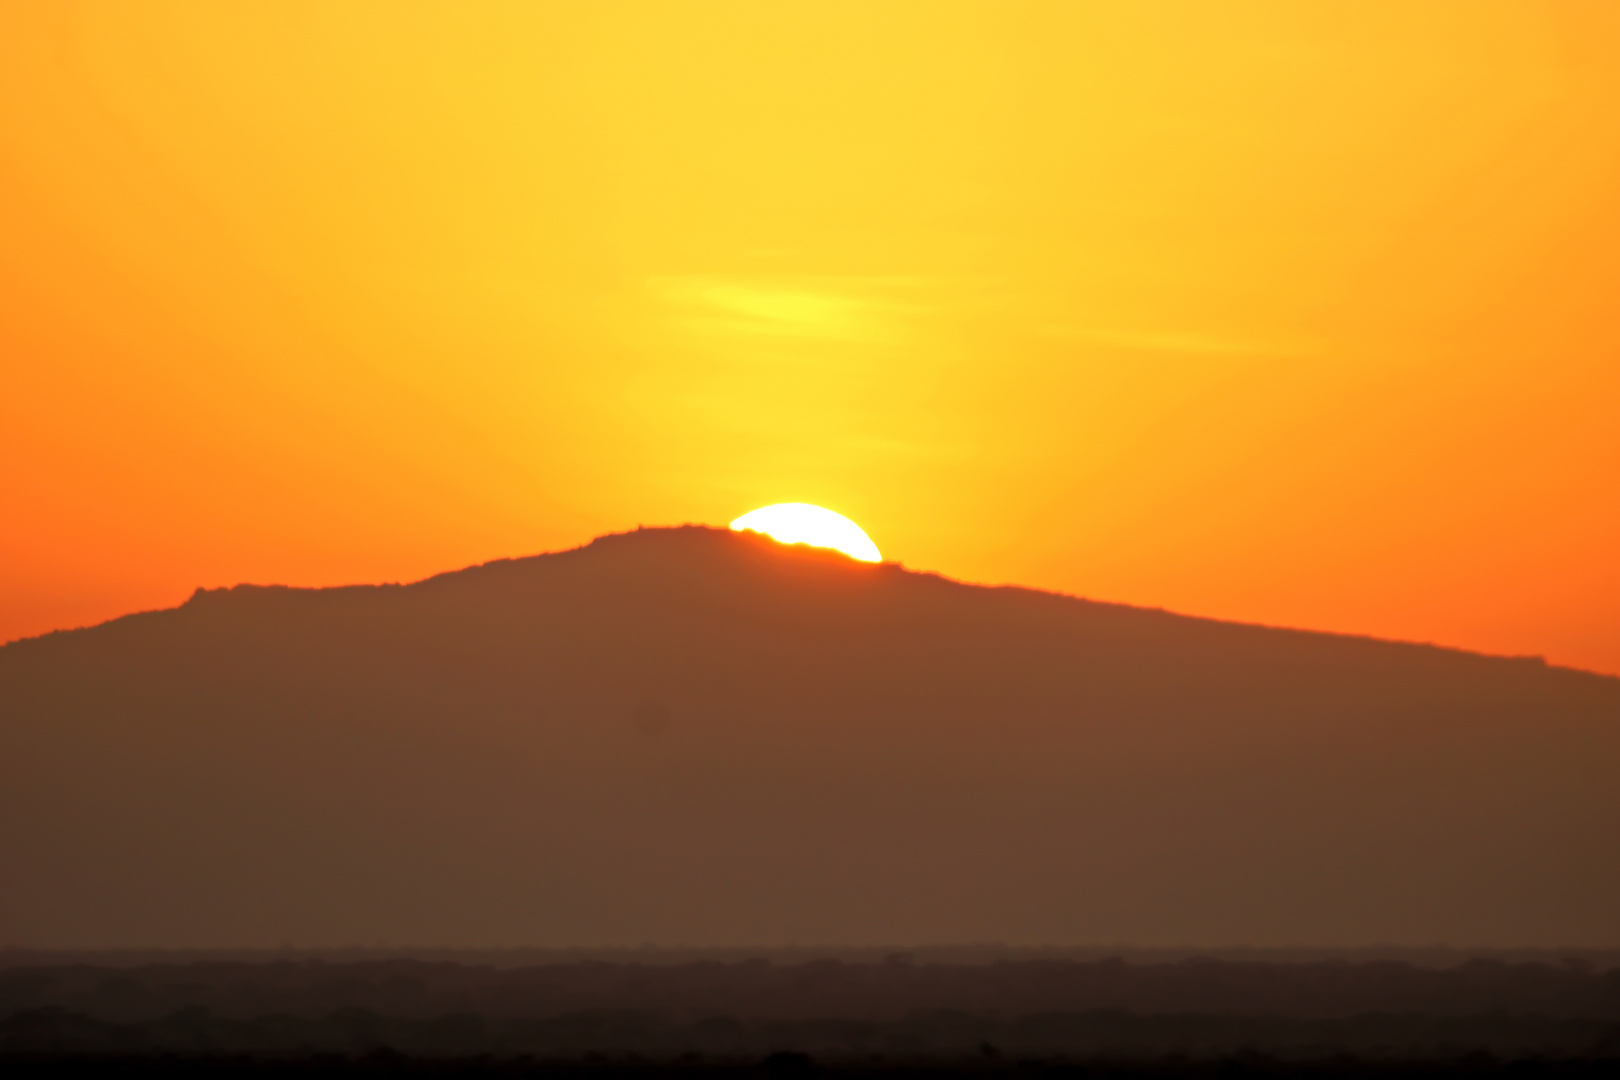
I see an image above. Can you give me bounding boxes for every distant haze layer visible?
[1,527,1616,949]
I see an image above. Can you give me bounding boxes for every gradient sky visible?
[3,1,1618,674]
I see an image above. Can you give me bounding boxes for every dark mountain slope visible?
[1,526,1616,948]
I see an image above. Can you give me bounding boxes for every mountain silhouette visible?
[2,526,1616,948]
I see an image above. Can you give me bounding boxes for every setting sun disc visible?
[729,504,882,563]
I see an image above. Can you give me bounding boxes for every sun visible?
[729,503,882,563]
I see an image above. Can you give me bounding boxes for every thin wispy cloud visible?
[1040,323,1319,359]
[651,276,930,342]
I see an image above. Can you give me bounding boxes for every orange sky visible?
[3,1,1618,674]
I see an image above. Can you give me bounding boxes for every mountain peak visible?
[1,525,1616,949]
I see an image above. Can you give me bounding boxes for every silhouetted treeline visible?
[3,957,1619,1064]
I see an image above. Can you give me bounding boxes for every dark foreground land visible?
[5,1056,1620,1080]
[4,953,1620,1076]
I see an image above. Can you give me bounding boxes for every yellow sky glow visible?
[2,1,1618,673]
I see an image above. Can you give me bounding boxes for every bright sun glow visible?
[729,503,882,563]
